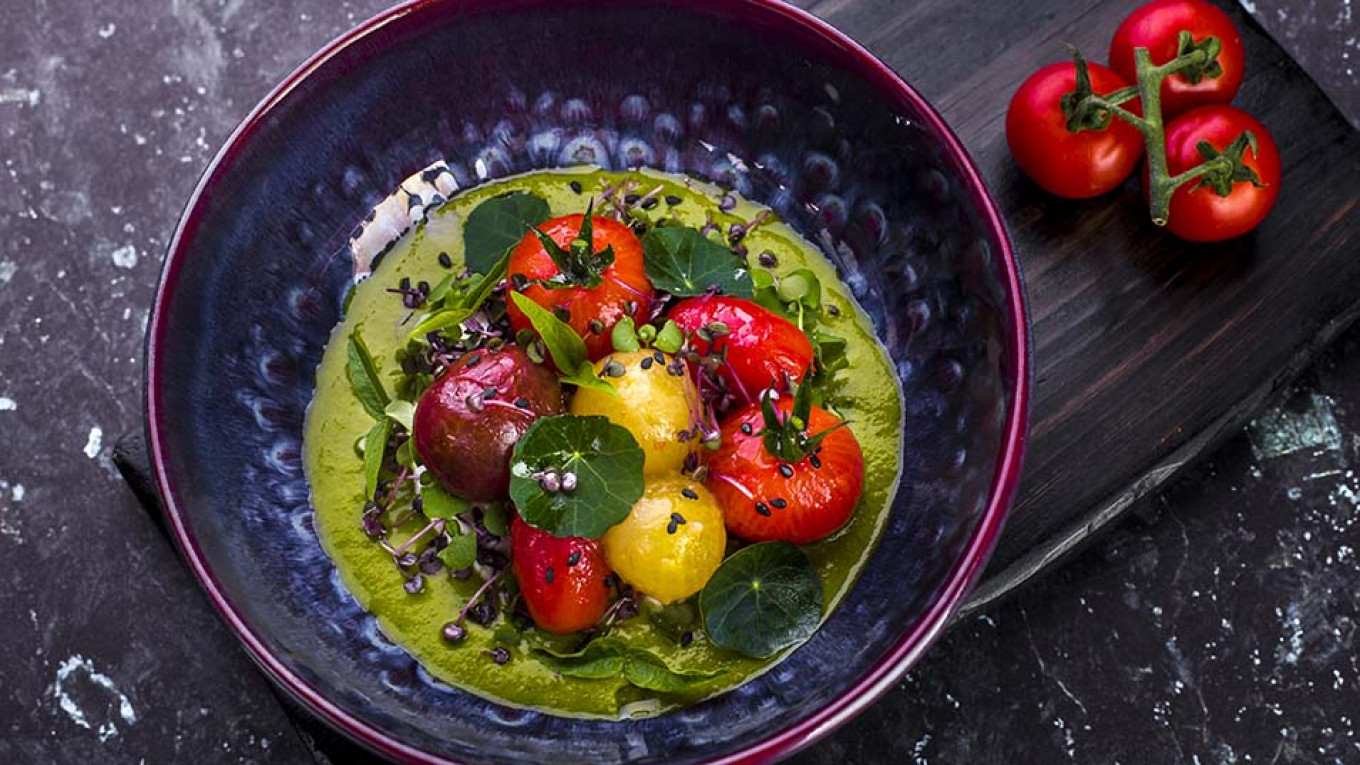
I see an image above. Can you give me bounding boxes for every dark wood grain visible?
[790,0,1360,598]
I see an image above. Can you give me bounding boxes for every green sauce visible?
[303,168,903,718]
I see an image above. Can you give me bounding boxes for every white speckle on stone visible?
[83,426,103,459]
[0,396,15,411]
[97,23,116,38]
[49,655,138,739]
[1250,394,1344,460]
[110,245,138,269]
[0,87,41,107]
[0,260,16,284]
[12,484,23,501]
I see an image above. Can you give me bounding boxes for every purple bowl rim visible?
[145,0,1031,762]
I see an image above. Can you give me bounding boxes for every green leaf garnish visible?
[463,191,550,273]
[508,291,617,397]
[384,399,415,431]
[641,226,753,298]
[458,247,512,311]
[653,319,684,354]
[422,483,469,519]
[406,248,511,343]
[699,541,823,658]
[408,307,474,341]
[347,330,390,419]
[533,638,723,690]
[362,418,391,499]
[481,502,510,537]
[438,527,477,571]
[611,316,641,353]
[509,415,644,538]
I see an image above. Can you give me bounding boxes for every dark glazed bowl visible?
[146,0,1029,762]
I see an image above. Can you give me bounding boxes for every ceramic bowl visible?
[146,0,1029,761]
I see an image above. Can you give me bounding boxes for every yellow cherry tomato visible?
[603,477,727,604]
[570,350,699,477]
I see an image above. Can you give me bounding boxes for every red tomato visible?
[668,295,813,404]
[706,397,865,545]
[1162,105,1280,242]
[1006,61,1145,198]
[1110,0,1245,118]
[506,214,654,361]
[510,515,613,635]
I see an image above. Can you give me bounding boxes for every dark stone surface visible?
[1240,0,1360,129]
[1,0,1356,763]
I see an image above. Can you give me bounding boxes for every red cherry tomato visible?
[1110,0,1245,118]
[506,214,654,361]
[1162,105,1280,242]
[1006,61,1145,198]
[668,295,813,404]
[706,398,864,545]
[510,515,613,635]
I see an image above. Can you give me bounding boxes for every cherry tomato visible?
[706,397,864,545]
[506,214,654,361]
[1006,61,1144,198]
[1162,105,1280,242]
[511,514,613,634]
[601,477,727,604]
[569,350,700,477]
[668,295,813,404]
[1110,0,1245,118]
[413,345,564,502]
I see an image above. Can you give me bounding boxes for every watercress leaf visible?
[457,248,512,311]
[481,502,510,537]
[561,361,619,398]
[347,330,390,419]
[384,399,416,431]
[532,637,628,679]
[611,316,641,353]
[699,541,823,658]
[777,269,822,311]
[508,291,591,374]
[621,649,724,692]
[408,307,474,343]
[509,415,645,538]
[653,319,684,354]
[463,191,550,272]
[438,527,477,571]
[362,418,391,499]
[641,226,753,298]
[422,483,469,519]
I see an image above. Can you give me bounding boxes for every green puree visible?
[304,168,904,718]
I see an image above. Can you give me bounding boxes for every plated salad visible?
[304,168,903,717]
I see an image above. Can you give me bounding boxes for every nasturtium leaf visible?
[384,399,416,431]
[362,418,391,499]
[481,502,510,537]
[532,637,628,679]
[621,649,724,692]
[347,330,390,419]
[462,191,550,273]
[641,226,753,298]
[509,415,644,539]
[422,483,469,519]
[652,319,684,354]
[438,527,477,571]
[611,316,641,353]
[699,542,823,658]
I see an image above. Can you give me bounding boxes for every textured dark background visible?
[1,0,1357,763]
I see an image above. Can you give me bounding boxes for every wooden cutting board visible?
[781,0,1360,612]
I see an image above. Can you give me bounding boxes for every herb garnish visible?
[641,226,754,298]
[699,542,823,658]
[508,291,617,396]
[346,330,390,419]
[750,268,849,396]
[533,637,723,692]
[509,415,644,538]
[462,191,550,273]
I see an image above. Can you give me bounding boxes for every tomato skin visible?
[706,399,865,544]
[1110,0,1244,118]
[601,477,727,604]
[506,214,654,361]
[1162,105,1280,242]
[1006,62,1145,198]
[668,296,813,404]
[510,515,613,635]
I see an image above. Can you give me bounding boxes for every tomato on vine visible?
[1160,105,1280,242]
[1110,0,1245,118]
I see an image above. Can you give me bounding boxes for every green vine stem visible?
[1065,37,1258,227]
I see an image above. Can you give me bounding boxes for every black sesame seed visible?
[640,356,654,370]
[418,280,431,294]
[810,454,822,469]
[603,359,627,377]
[567,551,581,567]
[755,502,771,517]
[642,197,659,210]
[545,567,555,585]
[679,631,694,648]
[483,386,498,399]
[625,193,641,205]
[826,305,841,317]
[740,422,753,435]
[589,319,605,335]
[665,195,682,206]
[778,464,794,478]
[680,488,698,501]
[438,252,453,269]
[553,305,571,322]
[758,251,777,267]
[465,352,482,369]
[400,276,411,290]
[671,512,688,527]
[666,519,679,535]
[569,180,583,194]
[771,498,788,509]
[469,602,497,626]
[514,397,531,409]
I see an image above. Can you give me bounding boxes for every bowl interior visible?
[150,1,1023,762]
